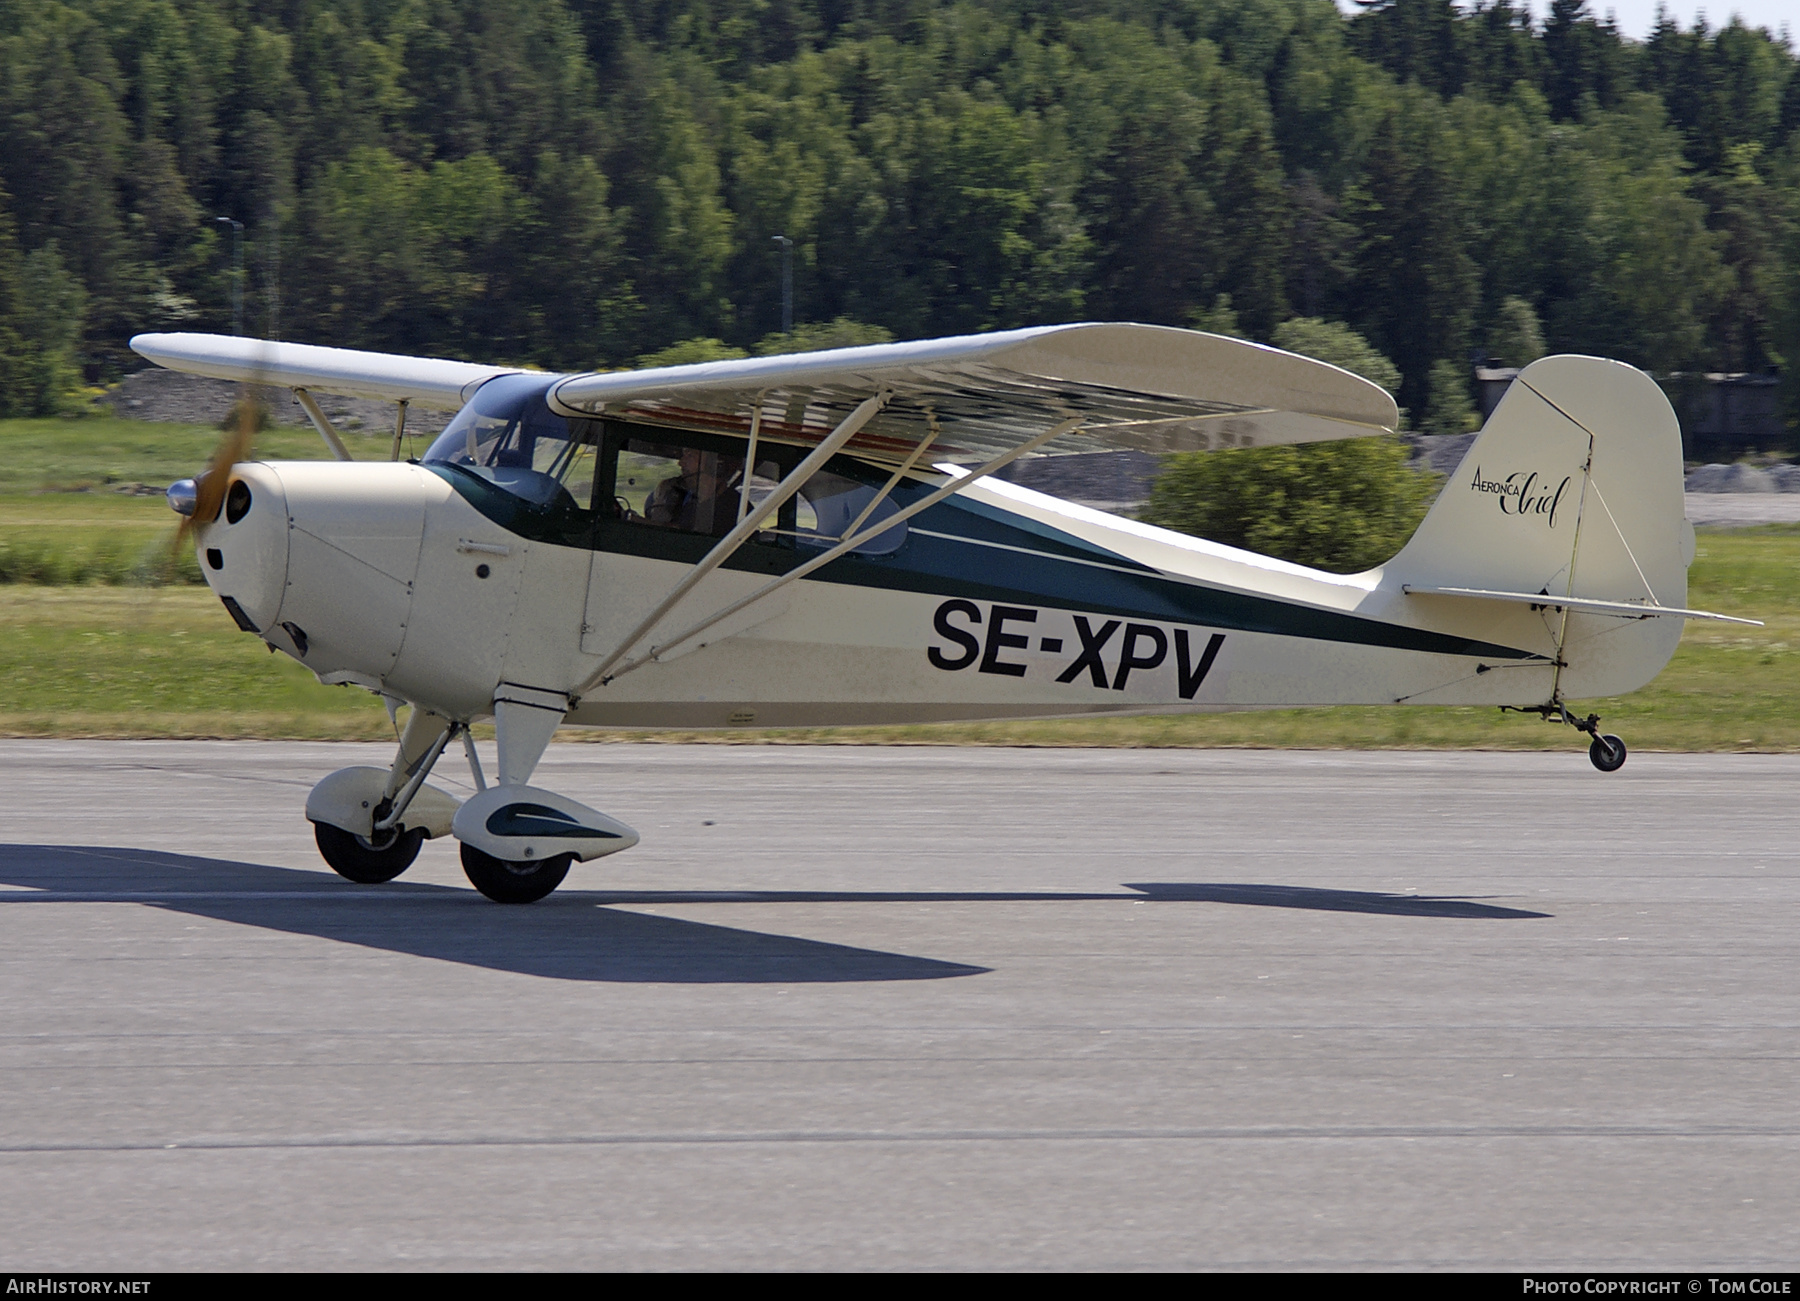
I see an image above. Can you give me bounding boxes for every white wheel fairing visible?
[451,785,639,864]
[305,766,460,839]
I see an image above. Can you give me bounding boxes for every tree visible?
[0,2,134,369]
[1269,316,1402,392]
[1543,0,1632,121]
[0,181,35,416]
[1422,358,1479,434]
[1079,89,1216,326]
[1346,0,1468,100]
[1283,170,1354,322]
[0,187,86,415]
[1344,102,1477,414]
[1700,143,1785,374]
[1487,295,1545,367]
[1544,95,1728,374]
[1188,295,1243,338]
[1205,80,1291,338]
[603,56,736,348]
[0,0,1790,402]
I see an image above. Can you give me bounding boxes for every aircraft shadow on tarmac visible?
[1122,882,1550,919]
[580,883,1549,920]
[0,845,987,984]
[0,846,1547,985]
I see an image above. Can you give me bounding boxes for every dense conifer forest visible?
[0,0,1795,430]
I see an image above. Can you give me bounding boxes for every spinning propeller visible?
[169,404,254,538]
[166,349,279,561]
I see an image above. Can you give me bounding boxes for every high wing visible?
[130,333,530,410]
[132,323,1399,463]
[548,323,1398,463]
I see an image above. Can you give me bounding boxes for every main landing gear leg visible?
[1502,701,1627,772]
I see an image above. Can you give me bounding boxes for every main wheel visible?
[314,821,425,883]
[1589,733,1627,772]
[460,843,572,904]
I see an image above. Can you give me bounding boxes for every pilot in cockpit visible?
[646,447,743,536]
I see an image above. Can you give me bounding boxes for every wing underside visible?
[548,323,1399,463]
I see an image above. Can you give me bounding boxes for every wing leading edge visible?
[129,333,530,410]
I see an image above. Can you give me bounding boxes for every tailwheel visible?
[1588,733,1627,773]
[315,821,425,883]
[460,843,572,904]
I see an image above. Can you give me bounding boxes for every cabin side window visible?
[611,438,776,538]
[599,425,908,556]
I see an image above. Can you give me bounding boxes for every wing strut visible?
[576,391,892,693]
[585,414,1084,691]
[293,387,353,462]
[390,399,409,462]
[736,392,765,523]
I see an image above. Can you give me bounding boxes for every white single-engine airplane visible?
[134,324,1752,902]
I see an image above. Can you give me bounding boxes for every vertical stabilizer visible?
[1390,355,1689,608]
[1386,356,1691,699]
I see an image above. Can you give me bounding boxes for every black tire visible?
[1589,733,1627,773]
[314,821,425,883]
[460,843,572,904]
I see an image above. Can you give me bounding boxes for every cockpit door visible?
[581,553,790,661]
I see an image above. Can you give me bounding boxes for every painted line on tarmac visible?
[5,1123,1800,1155]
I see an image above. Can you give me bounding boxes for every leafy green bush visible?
[632,338,749,368]
[1140,437,1439,574]
[752,318,893,355]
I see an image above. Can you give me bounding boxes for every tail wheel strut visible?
[1501,702,1628,772]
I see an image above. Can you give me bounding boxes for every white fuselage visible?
[195,455,1680,730]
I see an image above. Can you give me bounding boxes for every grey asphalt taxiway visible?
[1,740,1796,1271]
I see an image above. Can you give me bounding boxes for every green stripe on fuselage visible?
[437,467,1544,663]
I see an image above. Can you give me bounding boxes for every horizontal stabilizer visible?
[1403,584,1761,626]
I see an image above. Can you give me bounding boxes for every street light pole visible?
[216,217,244,336]
[771,234,793,336]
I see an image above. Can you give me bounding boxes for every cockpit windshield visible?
[423,373,597,512]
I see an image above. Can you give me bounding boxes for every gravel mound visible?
[1684,464,1785,493]
[102,368,452,440]
[1407,432,1477,477]
[1000,449,1161,511]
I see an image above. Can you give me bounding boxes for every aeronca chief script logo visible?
[1469,466,1573,528]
